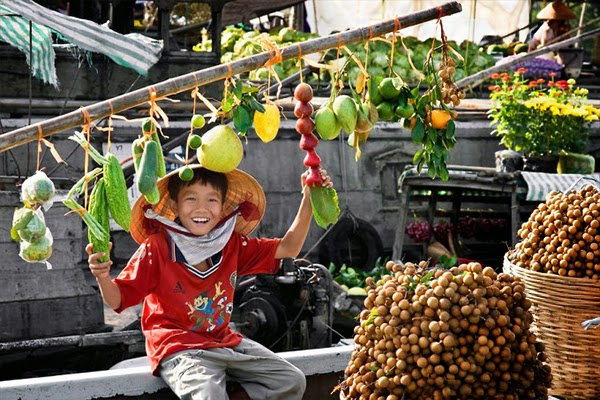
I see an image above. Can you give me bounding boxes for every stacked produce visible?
[338,260,552,399]
[194,26,319,80]
[511,185,600,279]
[11,171,56,265]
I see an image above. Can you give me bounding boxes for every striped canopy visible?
[0,0,162,87]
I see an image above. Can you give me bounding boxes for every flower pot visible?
[522,154,559,173]
[495,150,523,172]
[557,152,595,175]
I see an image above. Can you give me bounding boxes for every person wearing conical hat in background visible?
[87,164,333,399]
[528,0,577,51]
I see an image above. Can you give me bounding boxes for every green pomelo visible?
[197,125,243,173]
[21,171,55,204]
[332,95,358,134]
[11,207,35,242]
[315,106,341,140]
[20,234,52,263]
[17,213,47,242]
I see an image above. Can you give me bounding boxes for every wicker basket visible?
[503,256,600,399]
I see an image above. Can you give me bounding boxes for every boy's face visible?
[172,181,224,236]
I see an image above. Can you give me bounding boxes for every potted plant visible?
[488,68,599,173]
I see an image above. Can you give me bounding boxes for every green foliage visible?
[328,257,391,289]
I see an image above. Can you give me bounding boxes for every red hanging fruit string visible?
[293,82,322,187]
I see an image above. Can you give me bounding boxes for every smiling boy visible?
[87,165,332,399]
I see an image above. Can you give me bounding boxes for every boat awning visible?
[0,0,162,87]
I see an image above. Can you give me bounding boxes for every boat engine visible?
[232,258,334,352]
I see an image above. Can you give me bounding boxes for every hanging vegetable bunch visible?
[11,170,56,267]
[294,82,341,228]
[66,131,132,263]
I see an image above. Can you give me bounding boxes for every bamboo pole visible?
[456,26,600,90]
[0,1,462,153]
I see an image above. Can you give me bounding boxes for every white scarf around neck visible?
[144,208,237,266]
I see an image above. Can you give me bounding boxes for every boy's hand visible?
[86,243,113,280]
[301,168,333,192]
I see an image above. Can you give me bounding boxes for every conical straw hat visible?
[537,0,576,20]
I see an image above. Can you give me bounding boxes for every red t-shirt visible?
[113,231,281,375]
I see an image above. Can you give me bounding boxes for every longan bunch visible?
[438,55,465,107]
[514,185,600,278]
[339,261,551,400]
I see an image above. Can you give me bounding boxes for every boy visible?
[87,165,332,399]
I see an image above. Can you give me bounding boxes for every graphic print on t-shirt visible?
[185,282,231,332]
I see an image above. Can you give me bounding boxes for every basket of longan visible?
[504,180,600,399]
[336,260,552,400]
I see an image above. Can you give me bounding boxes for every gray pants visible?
[159,338,306,400]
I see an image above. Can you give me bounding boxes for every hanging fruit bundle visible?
[11,170,56,266]
[294,82,341,228]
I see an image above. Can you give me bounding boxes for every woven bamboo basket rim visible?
[503,256,600,305]
[503,254,600,399]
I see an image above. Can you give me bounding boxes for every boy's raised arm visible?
[86,243,122,310]
[275,169,332,259]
